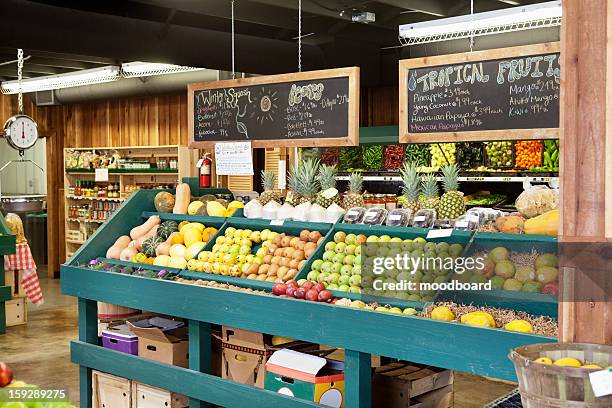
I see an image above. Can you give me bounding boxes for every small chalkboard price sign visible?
[399,42,560,143]
[188,67,359,148]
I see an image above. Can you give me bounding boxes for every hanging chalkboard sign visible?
[399,43,560,143]
[188,67,359,148]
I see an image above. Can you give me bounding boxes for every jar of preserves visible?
[385,194,397,210]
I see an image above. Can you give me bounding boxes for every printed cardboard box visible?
[128,318,189,368]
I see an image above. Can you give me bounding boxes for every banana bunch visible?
[429,143,456,169]
[543,140,559,171]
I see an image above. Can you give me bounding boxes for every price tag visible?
[270,219,284,226]
[389,214,402,221]
[426,229,453,239]
[455,220,469,229]
[95,168,109,182]
[589,368,612,397]
[347,210,359,216]
[413,215,426,222]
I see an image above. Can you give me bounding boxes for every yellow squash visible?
[524,209,558,235]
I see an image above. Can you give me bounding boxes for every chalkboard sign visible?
[399,43,560,143]
[188,67,359,148]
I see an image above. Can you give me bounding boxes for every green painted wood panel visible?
[0,212,16,256]
[189,320,213,408]
[344,350,372,408]
[62,266,556,381]
[0,212,15,334]
[78,298,98,408]
[71,341,320,408]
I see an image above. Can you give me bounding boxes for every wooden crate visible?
[4,270,16,296]
[5,296,27,326]
[132,382,188,408]
[92,371,131,408]
[372,362,454,408]
[320,345,382,367]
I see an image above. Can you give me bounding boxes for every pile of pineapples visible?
[401,162,466,219]
[259,158,365,210]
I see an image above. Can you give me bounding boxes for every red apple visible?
[286,280,299,289]
[0,362,13,387]
[305,289,319,301]
[542,282,559,295]
[295,288,306,299]
[318,290,333,302]
[301,281,315,291]
[272,283,287,296]
[285,286,297,298]
[313,283,325,293]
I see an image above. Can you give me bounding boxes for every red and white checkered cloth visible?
[4,243,44,305]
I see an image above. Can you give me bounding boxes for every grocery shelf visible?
[66,239,86,245]
[66,218,105,224]
[65,195,125,202]
[337,174,559,183]
[65,168,178,174]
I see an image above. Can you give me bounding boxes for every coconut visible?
[324,203,346,223]
[244,199,263,219]
[276,202,295,221]
[262,201,281,220]
[307,203,326,223]
[292,202,311,222]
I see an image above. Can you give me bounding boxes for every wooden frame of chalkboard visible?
[399,42,560,143]
[188,67,359,148]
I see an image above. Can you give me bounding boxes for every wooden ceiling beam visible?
[374,0,448,17]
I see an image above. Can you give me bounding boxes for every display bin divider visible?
[0,213,15,334]
[140,211,228,228]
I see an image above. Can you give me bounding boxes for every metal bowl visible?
[1,194,46,213]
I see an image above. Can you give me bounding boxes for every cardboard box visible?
[220,327,316,388]
[128,318,189,368]
[92,370,131,408]
[372,362,453,408]
[132,381,189,408]
[5,296,27,326]
[265,349,345,408]
[319,345,382,367]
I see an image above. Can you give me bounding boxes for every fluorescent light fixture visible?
[121,62,203,78]
[399,1,562,46]
[0,65,120,94]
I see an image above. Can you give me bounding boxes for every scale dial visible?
[3,114,39,151]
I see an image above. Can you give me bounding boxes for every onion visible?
[262,201,282,220]
[292,202,311,222]
[324,203,345,223]
[307,203,326,223]
[244,199,263,219]
[276,202,295,221]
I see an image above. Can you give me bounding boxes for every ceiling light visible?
[121,62,203,78]
[398,1,561,46]
[0,66,120,94]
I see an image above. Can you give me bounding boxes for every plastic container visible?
[385,209,412,227]
[467,207,504,224]
[361,208,388,225]
[411,209,436,228]
[453,214,479,231]
[343,207,366,224]
[101,324,138,355]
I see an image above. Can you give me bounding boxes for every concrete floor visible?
[1,276,517,407]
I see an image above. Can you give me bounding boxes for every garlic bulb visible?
[244,199,263,219]
[292,202,311,222]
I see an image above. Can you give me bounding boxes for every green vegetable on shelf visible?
[363,145,383,170]
[404,144,430,167]
[339,147,364,171]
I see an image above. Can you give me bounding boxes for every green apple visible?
[325,242,337,252]
[331,263,343,274]
[366,235,379,243]
[338,274,351,286]
[323,251,335,261]
[328,272,341,284]
[349,274,362,286]
[345,233,357,245]
[449,243,463,257]
[338,284,350,292]
[344,244,356,255]
[376,246,390,257]
[435,242,450,254]
[327,283,339,290]
[353,254,362,266]
[424,242,436,253]
[321,261,333,274]
[349,285,362,293]
[379,235,391,242]
[307,270,320,281]
[400,240,414,251]
[334,231,347,243]
[335,242,347,254]
[340,265,353,275]
[318,272,330,283]
[343,254,355,266]
[332,253,345,264]
[312,259,324,271]
[351,265,361,275]
[354,245,361,256]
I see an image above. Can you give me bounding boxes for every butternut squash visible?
[134,224,158,251]
[173,183,191,214]
[155,234,175,256]
[119,246,139,262]
[130,215,161,240]
[524,209,558,235]
[106,235,132,259]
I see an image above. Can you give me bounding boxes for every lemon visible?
[504,319,533,333]
[403,308,418,316]
[375,306,389,312]
[553,357,582,367]
[460,314,491,328]
[388,307,402,314]
[534,357,553,364]
[431,306,455,321]
[461,312,495,327]
[581,364,602,369]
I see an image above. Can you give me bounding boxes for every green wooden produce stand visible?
[61,189,558,408]
[0,212,17,335]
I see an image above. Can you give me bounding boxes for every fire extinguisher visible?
[199,153,212,188]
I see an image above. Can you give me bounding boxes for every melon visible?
[188,201,205,215]
[157,220,179,240]
[154,192,175,213]
[153,255,171,267]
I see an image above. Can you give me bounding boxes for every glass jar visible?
[373,194,386,209]
[385,194,397,210]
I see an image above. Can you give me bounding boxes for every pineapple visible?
[315,164,340,208]
[259,170,280,206]
[290,158,320,206]
[400,162,421,213]
[342,172,365,209]
[438,164,465,219]
[419,173,439,210]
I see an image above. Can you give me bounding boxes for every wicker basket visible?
[509,343,612,407]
